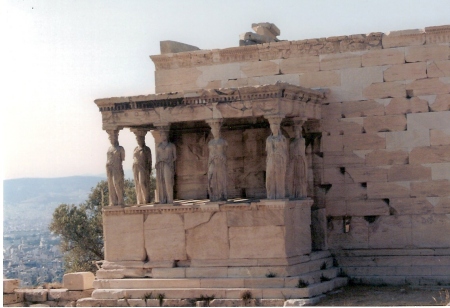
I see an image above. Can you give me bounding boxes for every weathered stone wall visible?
[173,126,270,200]
[172,123,314,200]
[151,25,450,284]
[101,200,313,279]
[3,278,93,307]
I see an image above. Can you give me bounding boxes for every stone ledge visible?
[94,83,325,111]
[103,199,314,216]
[63,272,94,291]
[3,292,24,305]
[76,298,118,307]
[3,279,20,294]
[149,25,448,70]
[15,289,48,302]
[90,278,347,300]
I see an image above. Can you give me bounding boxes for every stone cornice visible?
[94,82,326,112]
[149,24,449,70]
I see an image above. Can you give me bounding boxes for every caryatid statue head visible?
[159,129,169,143]
[134,131,146,147]
[208,119,223,140]
[294,120,305,139]
[107,130,119,146]
[269,117,283,137]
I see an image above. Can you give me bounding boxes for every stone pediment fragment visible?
[252,22,280,38]
[240,22,281,46]
[160,40,200,54]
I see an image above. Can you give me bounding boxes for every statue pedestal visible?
[100,199,313,279]
[94,199,347,303]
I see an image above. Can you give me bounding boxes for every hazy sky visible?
[1,0,449,180]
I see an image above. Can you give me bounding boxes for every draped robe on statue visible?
[265,134,287,199]
[133,145,152,204]
[208,138,228,201]
[156,142,176,204]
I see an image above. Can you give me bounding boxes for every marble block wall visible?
[150,25,450,283]
[102,200,312,278]
[173,125,274,200]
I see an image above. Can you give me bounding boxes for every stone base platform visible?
[94,199,348,305]
[91,277,347,300]
[101,199,315,279]
[76,296,327,307]
[88,251,347,306]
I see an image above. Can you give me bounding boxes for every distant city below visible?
[3,175,109,286]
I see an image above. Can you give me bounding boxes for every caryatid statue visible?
[265,116,288,199]
[131,129,152,205]
[155,127,176,204]
[207,119,228,202]
[288,120,308,198]
[106,130,125,206]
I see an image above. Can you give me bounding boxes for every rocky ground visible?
[317,285,450,306]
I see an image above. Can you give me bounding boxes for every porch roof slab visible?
[94,82,326,130]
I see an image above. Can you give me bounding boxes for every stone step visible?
[76,297,326,307]
[148,257,335,279]
[285,267,339,287]
[76,297,289,307]
[93,267,339,290]
[97,256,336,280]
[76,298,119,307]
[91,277,348,300]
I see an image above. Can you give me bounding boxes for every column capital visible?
[205,118,223,126]
[264,114,285,125]
[130,127,149,136]
[151,125,170,143]
[105,129,119,137]
[154,122,171,129]
[104,125,124,132]
[292,117,308,127]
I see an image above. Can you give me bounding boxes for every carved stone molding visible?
[95,83,325,112]
[102,199,313,216]
[95,83,325,130]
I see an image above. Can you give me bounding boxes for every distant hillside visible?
[3,176,106,231]
[4,176,106,206]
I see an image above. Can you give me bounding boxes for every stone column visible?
[130,128,152,205]
[105,129,125,206]
[265,115,287,199]
[153,124,176,204]
[288,118,308,199]
[206,119,228,202]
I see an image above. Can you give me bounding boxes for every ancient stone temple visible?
[89,23,450,305]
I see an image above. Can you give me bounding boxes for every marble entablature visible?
[95,83,324,201]
[94,83,325,131]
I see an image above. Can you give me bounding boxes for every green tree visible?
[49,177,155,273]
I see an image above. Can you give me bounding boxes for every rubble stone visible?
[63,272,95,291]
[3,279,20,294]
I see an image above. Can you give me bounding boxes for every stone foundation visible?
[2,278,93,307]
[101,199,313,279]
[91,250,346,304]
[94,199,348,303]
[333,248,450,286]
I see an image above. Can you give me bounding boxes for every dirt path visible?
[317,285,450,306]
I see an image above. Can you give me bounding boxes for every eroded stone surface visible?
[103,213,146,262]
[3,279,20,294]
[63,272,95,291]
[144,213,186,261]
[186,212,229,260]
